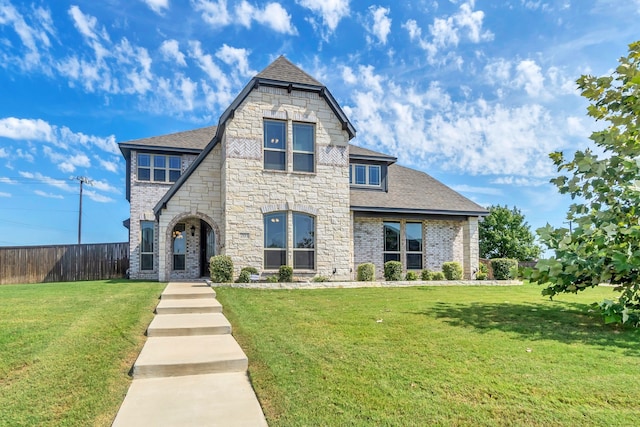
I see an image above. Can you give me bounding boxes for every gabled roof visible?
[119,126,216,153]
[152,56,356,218]
[350,163,487,217]
[256,56,322,86]
[349,145,397,164]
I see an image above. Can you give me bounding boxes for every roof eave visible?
[349,153,397,165]
[351,206,489,217]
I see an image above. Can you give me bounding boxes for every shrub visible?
[357,263,376,281]
[266,275,278,283]
[209,255,234,283]
[476,263,488,280]
[278,265,293,282]
[236,266,259,283]
[312,275,329,282]
[421,269,433,281]
[405,271,418,281]
[442,261,463,280]
[384,261,403,281]
[431,271,446,280]
[491,258,518,280]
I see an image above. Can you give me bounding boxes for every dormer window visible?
[350,164,381,187]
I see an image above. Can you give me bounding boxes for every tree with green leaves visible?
[525,41,640,326]
[479,205,541,261]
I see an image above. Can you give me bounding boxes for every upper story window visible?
[350,164,381,187]
[138,153,181,183]
[264,120,286,171]
[293,123,315,172]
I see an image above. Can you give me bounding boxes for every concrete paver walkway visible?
[112,282,267,426]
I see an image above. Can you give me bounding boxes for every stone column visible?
[463,216,479,279]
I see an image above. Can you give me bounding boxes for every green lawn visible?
[0,280,165,427]
[216,284,640,426]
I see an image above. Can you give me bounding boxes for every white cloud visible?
[215,44,255,78]
[34,190,63,199]
[191,0,231,27]
[402,19,421,40]
[90,178,119,194]
[43,146,91,173]
[451,184,503,196]
[367,6,391,45]
[160,39,186,66]
[84,189,115,203]
[403,2,493,65]
[0,177,17,184]
[16,148,34,162]
[0,117,54,142]
[18,171,75,192]
[0,147,7,158]
[297,0,350,38]
[490,176,548,187]
[142,0,169,15]
[0,191,10,197]
[344,64,569,179]
[96,156,120,173]
[0,1,54,69]
[188,41,233,107]
[515,59,545,97]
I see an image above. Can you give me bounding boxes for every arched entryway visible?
[165,212,220,280]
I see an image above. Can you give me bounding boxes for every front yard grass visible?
[0,280,164,426]
[216,284,640,426]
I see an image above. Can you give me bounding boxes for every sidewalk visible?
[112,282,267,426]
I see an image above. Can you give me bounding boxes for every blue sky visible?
[0,0,638,247]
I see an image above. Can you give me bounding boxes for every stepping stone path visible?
[112,282,268,426]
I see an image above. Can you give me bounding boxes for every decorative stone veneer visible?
[353,217,476,279]
[156,144,224,282]
[221,86,352,280]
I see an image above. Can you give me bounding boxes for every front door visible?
[200,220,216,277]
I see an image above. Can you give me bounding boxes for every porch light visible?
[190,225,196,236]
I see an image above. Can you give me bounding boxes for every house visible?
[119,56,487,282]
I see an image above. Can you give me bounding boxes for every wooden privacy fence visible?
[0,242,129,285]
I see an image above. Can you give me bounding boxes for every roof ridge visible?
[256,55,322,86]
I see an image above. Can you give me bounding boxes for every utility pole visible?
[563,220,573,233]
[71,176,93,244]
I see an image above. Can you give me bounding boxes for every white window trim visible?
[137,153,181,183]
[350,164,381,187]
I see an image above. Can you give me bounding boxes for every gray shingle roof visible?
[256,56,322,86]
[349,145,397,163]
[119,126,216,151]
[350,161,487,216]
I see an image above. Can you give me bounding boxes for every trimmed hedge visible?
[357,263,376,281]
[491,258,518,280]
[421,269,433,281]
[405,271,418,281]
[442,261,463,280]
[236,266,259,283]
[432,271,446,280]
[384,261,403,281]
[278,265,293,282]
[210,255,234,283]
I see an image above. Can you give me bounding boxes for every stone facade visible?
[221,86,352,280]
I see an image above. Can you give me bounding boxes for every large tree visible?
[479,205,541,261]
[525,41,640,326]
